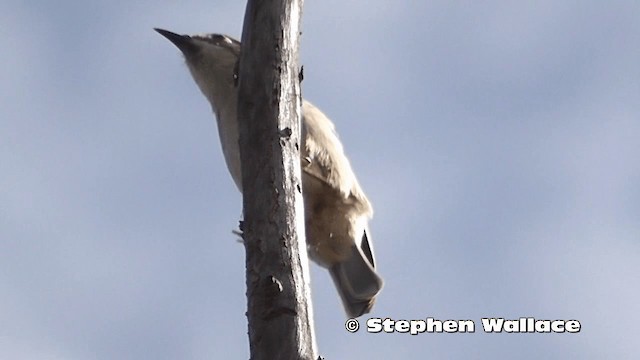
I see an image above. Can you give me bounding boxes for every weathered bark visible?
[236,0,318,359]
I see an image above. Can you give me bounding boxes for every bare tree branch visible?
[236,0,318,359]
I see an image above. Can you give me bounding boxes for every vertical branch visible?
[236,0,317,359]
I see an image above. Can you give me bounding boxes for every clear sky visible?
[2,1,639,359]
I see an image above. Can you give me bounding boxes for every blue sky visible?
[1,1,639,359]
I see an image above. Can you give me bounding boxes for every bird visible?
[155,28,383,317]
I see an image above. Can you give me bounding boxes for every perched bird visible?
[155,28,383,317]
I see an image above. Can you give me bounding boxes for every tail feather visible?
[329,245,383,318]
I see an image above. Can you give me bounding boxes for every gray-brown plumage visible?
[155,28,383,317]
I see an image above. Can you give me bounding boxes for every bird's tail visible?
[329,243,383,318]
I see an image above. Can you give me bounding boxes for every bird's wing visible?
[301,101,371,211]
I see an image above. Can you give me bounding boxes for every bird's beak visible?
[154,28,197,54]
